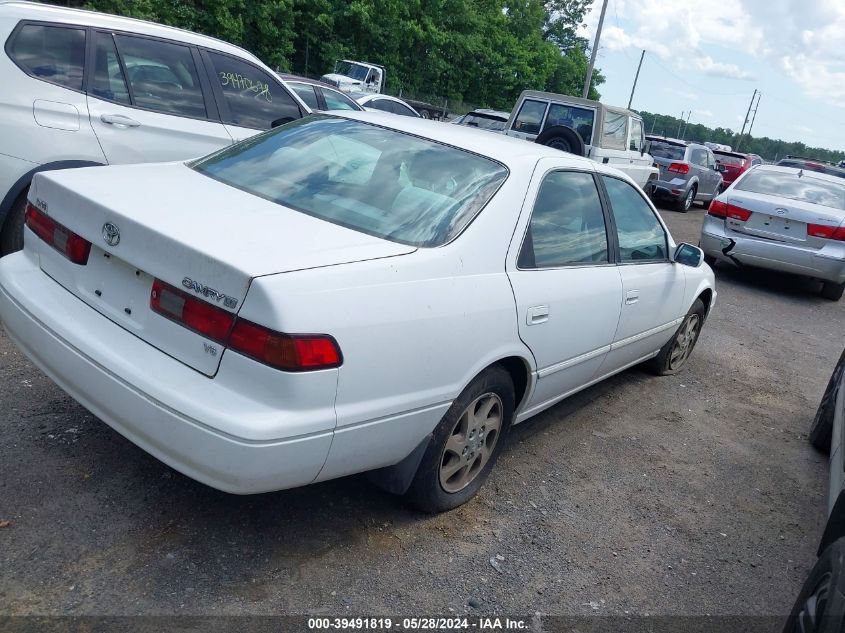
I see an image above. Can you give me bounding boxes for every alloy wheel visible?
[439,392,503,493]
[668,313,701,371]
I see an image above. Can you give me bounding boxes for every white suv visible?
[0,1,310,254]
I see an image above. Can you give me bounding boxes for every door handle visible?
[526,305,549,325]
[100,114,141,127]
[625,290,639,305]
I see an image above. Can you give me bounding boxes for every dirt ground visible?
[0,203,843,619]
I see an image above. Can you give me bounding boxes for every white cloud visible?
[694,109,714,119]
[582,0,845,106]
[580,0,758,82]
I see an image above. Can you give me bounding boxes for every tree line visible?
[56,0,601,109]
[640,111,845,164]
[51,1,843,159]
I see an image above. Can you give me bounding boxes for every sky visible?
[578,0,845,152]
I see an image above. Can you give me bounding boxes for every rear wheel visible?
[821,281,845,302]
[784,537,845,633]
[809,352,845,453]
[404,366,514,513]
[648,299,706,375]
[0,189,27,256]
[675,186,696,213]
[419,109,431,120]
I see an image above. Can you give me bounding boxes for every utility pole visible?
[681,111,692,140]
[677,111,686,138]
[737,91,761,152]
[627,49,645,110]
[582,0,609,99]
[737,89,757,143]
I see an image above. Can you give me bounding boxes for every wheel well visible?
[0,188,27,236]
[494,356,531,409]
[697,288,713,314]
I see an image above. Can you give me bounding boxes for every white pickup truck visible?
[504,90,659,190]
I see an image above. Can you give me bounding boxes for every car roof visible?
[0,0,258,62]
[279,74,338,90]
[329,110,602,168]
[714,150,751,159]
[647,135,687,146]
[517,90,641,120]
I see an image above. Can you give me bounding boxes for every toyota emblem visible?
[102,222,120,247]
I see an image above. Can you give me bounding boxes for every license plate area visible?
[82,247,155,326]
[733,214,807,241]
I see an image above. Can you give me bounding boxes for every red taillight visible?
[229,320,341,371]
[708,199,752,221]
[150,279,235,343]
[25,203,91,265]
[668,162,690,175]
[150,279,342,371]
[808,223,845,241]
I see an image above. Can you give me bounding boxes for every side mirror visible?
[673,242,704,268]
[271,116,295,128]
[715,163,725,172]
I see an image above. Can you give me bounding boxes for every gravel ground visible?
[0,203,843,618]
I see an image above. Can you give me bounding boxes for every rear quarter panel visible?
[237,172,537,475]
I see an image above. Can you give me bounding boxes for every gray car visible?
[700,165,845,301]
[647,136,724,212]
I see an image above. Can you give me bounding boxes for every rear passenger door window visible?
[90,32,130,104]
[518,171,609,268]
[206,51,302,131]
[113,34,207,118]
[602,176,667,262]
[601,111,628,150]
[8,24,86,90]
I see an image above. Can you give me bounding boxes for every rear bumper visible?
[0,250,335,494]
[649,179,689,199]
[700,215,845,284]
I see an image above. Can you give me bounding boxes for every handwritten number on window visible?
[219,71,272,102]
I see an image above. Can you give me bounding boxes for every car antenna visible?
[798,169,804,178]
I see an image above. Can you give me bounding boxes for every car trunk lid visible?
[725,190,844,247]
[29,163,416,375]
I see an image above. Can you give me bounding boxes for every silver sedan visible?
[700,165,845,300]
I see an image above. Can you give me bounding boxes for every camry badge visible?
[182,277,238,309]
[102,222,120,246]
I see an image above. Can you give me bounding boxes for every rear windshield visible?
[191,115,508,247]
[735,170,845,210]
[459,113,507,131]
[714,153,746,166]
[649,141,685,161]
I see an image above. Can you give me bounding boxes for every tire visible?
[648,298,706,376]
[822,281,845,302]
[404,366,515,513]
[419,109,431,120]
[783,536,845,633]
[809,352,845,453]
[703,254,717,268]
[534,125,585,157]
[675,186,696,213]
[702,187,721,210]
[0,189,27,256]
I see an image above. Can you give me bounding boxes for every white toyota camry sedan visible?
[0,112,715,512]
